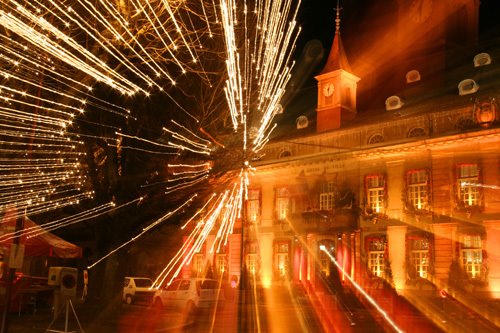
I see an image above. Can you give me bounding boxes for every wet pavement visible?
[7,296,190,333]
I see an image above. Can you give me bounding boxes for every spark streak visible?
[320,245,404,333]
[88,195,196,270]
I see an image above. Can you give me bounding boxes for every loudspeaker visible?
[48,266,78,298]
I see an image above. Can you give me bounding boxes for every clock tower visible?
[315,4,360,133]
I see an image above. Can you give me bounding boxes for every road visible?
[12,282,486,333]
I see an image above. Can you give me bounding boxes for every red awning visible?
[22,218,82,258]
[0,207,82,259]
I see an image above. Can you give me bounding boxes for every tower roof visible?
[319,3,352,74]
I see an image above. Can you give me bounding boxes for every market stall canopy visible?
[0,207,82,258]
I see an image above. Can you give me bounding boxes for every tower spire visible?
[335,0,341,34]
[315,0,359,132]
[319,0,350,74]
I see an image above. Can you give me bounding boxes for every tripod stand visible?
[45,299,84,333]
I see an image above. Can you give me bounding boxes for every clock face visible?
[323,83,334,97]
[410,0,432,23]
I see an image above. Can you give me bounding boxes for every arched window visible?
[278,150,292,158]
[407,127,426,138]
[368,134,384,145]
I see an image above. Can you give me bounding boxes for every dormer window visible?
[458,79,479,96]
[296,116,309,129]
[473,53,491,67]
[385,96,404,111]
[406,70,421,83]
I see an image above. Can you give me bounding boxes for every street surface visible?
[8,282,499,333]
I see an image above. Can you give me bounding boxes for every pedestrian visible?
[81,269,88,301]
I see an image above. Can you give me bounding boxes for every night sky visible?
[296,0,500,55]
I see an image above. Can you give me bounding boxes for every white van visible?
[153,278,224,312]
[123,277,155,305]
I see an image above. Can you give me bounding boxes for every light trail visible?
[153,169,247,288]
[320,245,405,333]
[0,1,301,312]
[87,194,196,270]
[461,181,500,190]
[0,202,113,241]
[219,0,300,151]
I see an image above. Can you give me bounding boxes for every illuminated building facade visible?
[246,0,500,319]
[186,0,500,317]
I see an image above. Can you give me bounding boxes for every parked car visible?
[153,278,224,312]
[123,277,155,305]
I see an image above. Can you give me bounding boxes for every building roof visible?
[318,4,352,74]
[319,31,352,74]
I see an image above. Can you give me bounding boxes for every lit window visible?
[247,189,260,224]
[365,175,385,213]
[461,235,483,279]
[275,241,289,278]
[216,244,228,276]
[276,187,290,220]
[246,242,258,275]
[407,169,429,210]
[319,182,336,210]
[247,254,257,275]
[457,164,480,206]
[367,238,385,277]
[192,254,204,277]
[216,254,228,275]
[410,238,429,279]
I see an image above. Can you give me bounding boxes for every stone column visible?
[260,182,274,227]
[484,220,500,298]
[259,232,274,288]
[354,230,361,283]
[385,160,405,221]
[387,225,408,292]
[431,223,457,287]
[481,149,500,214]
[306,234,316,288]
